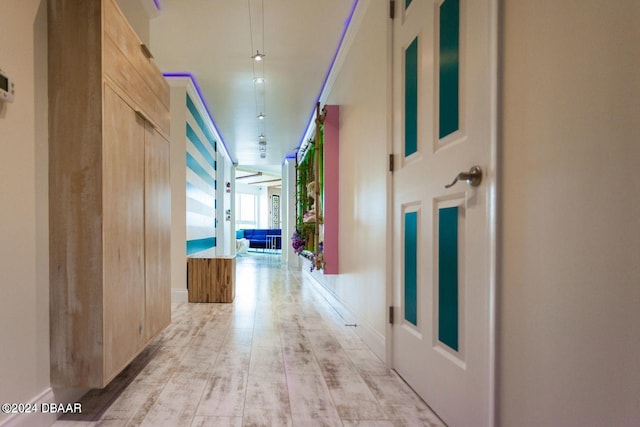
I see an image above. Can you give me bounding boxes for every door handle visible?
[444,166,482,188]
[140,43,154,59]
[135,110,156,130]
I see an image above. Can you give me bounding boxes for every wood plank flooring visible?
[54,253,444,426]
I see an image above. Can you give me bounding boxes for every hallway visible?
[53,254,444,427]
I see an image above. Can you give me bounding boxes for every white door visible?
[391,0,497,426]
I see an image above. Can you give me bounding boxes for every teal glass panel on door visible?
[439,0,460,139]
[405,37,418,156]
[404,211,418,326]
[438,206,459,350]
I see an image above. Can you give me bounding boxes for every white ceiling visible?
[145,0,357,175]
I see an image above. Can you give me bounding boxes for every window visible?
[236,193,257,228]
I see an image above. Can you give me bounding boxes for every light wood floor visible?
[54,253,444,426]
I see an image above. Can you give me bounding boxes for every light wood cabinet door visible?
[102,84,146,381]
[49,0,171,388]
[144,124,171,341]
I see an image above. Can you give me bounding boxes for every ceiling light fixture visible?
[236,172,262,180]
[251,50,265,61]
[249,0,267,159]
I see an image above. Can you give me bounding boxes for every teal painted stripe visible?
[404,211,418,326]
[187,123,216,171]
[187,94,217,153]
[186,152,216,188]
[438,206,459,351]
[186,237,216,255]
[404,37,418,157]
[439,0,460,139]
[405,0,413,8]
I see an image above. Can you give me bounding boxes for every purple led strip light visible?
[295,0,360,155]
[163,72,235,165]
[153,0,161,11]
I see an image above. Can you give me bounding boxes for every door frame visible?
[384,0,499,424]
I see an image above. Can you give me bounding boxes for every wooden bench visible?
[187,256,236,303]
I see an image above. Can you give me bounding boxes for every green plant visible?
[295,142,314,230]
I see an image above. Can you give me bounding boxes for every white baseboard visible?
[171,288,188,304]
[301,263,386,361]
[0,388,54,427]
[0,387,86,427]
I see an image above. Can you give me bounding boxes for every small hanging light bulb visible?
[251,50,265,61]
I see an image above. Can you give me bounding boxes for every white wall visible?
[115,0,150,45]
[168,81,188,299]
[308,0,390,358]
[0,0,48,420]
[499,0,640,425]
[282,159,298,265]
[0,2,84,425]
[228,166,236,254]
[218,157,235,256]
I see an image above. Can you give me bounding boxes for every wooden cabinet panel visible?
[103,36,170,136]
[49,0,171,388]
[102,85,146,381]
[144,125,171,342]
[103,0,170,109]
[48,0,105,388]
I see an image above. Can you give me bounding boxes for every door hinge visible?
[389,154,395,172]
[389,306,395,324]
[390,0,395,19]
